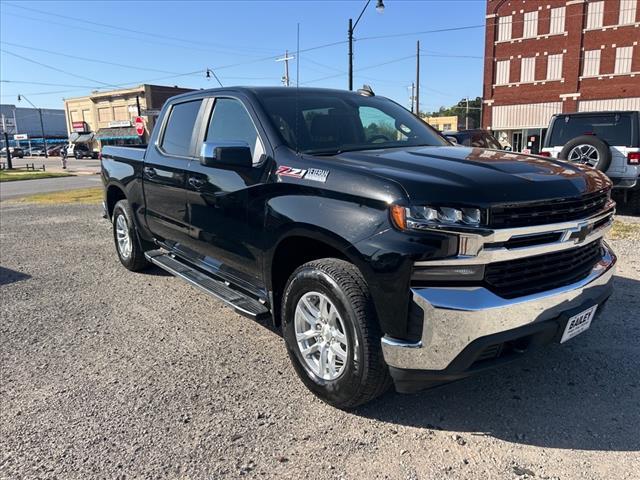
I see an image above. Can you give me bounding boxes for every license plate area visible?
[560,305,597,343]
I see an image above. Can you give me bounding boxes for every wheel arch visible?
[266,228,370,327]
[106,183,127,220]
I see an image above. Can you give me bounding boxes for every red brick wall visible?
[482,0,640,130]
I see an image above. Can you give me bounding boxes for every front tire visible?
[281,258,391,409]
[112,200,149,271]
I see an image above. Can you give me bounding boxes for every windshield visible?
[548,113,635,147]
[257,91,448,154]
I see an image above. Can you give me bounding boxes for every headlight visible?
[390,205,484,231]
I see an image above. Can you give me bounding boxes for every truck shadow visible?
[0,266,31,285]
[355,275,640,452]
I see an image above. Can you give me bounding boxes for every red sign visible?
[134,117,145,136]
[72,121,87,132]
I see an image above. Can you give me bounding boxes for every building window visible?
[497,15,512,41]
[81,109,92,124]
[113,106,128,121]
[496,60,510,85]
[619,0,637,25]
[98,107,113,122]
[521,57,536,82]
[523,11,538,38]
[549,7,566,34]
[443,123,452,131]
[615,46,633,74]
[583,49,601,76]
[586,1,604,29]
[547,54,563,80]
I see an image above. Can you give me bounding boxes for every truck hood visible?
[330,146,610,206]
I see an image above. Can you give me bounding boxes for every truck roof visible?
[167,86,374,103]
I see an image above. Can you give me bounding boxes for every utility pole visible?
[348,0,385,91]
[2,131,13,170]
[415,40,420,118]
[276,50,295,87]
[411,83,415,114]
[17,94,48,158]
[465,97,469,130]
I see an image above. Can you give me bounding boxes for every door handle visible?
[143,166,156,177]
[188,177,206,189]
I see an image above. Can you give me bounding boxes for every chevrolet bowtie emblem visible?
[569,222,593,243]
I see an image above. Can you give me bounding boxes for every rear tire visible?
[112,200,149,272]
[281,258,392,409]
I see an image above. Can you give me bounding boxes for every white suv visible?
[541,111,639,213]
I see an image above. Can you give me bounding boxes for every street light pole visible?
[17,94,48,158]
[348,0,384,91]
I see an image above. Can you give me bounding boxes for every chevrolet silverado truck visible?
[101,87,616,408]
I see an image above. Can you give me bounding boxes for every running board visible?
[145,250,270,320]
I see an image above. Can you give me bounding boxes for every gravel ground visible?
[1,203,639,480]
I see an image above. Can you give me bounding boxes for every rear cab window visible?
[548,113,638,148]
[160,100,203,156]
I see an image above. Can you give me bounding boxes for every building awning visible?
[95,127,139,141]
[69,132,95,143]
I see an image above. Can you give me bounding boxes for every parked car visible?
[0,146,25,158]
[102,87,616,408]
[443,129,508,150]
[26,147,45,156]
[46,145,64,156]
[541,111,639,213]
[67,143,98,159]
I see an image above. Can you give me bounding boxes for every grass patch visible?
[607,219,640,240]
[0,170,73,182]
[10,187,103,205]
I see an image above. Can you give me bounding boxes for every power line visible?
[3,2,281,56]
[1,41,183,75]
[302,54,415,85]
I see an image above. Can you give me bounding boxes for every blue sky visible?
[0,0,486,112]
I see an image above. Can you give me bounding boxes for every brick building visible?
[482,0,640,153]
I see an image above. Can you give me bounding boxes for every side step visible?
[145,250,270,320]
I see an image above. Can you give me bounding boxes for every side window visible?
[206,98,265,164]
[161,100,202,156]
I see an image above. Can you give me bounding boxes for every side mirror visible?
[503,145,512,151]
[200,141,252,168]
[445,135,459,145]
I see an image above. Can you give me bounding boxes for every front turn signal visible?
[390,205,407,231]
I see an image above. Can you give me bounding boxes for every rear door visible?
[143,98,204,247]
[180,95,271,291]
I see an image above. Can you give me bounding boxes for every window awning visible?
[95,127,139,141]
[69,132,95,143]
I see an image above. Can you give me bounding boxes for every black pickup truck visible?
[101,87,616,408]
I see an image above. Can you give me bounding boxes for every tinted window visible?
[257,92,447,155]
[161,100,202,156]
[206,98,264,164]
[549,114,633,147]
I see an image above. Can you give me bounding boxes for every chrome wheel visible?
[115,214,132,259]
[568,144,599,167]
[294,291,349,381]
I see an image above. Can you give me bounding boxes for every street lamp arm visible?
[352,0,371,31]
[17,94,38,111]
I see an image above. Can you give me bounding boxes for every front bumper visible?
[381,242,616,392]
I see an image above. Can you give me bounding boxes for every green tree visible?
[422,97,482,130]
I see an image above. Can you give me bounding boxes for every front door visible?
[143,98,203,247]
[181,96,270,291]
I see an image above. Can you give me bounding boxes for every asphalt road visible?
[1,203,639,479]
[0,175,102,201]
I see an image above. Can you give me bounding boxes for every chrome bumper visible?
[381,242,616,371]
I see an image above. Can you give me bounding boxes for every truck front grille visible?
[490,189,610,228]
[484,240,603,299]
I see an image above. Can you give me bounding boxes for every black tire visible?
[112,199,149,271]
[281,258,392,409]
[558,135,611,171]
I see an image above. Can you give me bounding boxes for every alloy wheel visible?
[567,144,600,167]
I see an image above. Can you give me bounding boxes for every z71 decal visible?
[276,166,307,178]
[276,166,330,183]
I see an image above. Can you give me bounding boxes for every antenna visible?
[276,50,295,87]
[206,68,224,88]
